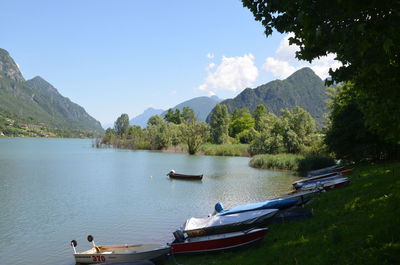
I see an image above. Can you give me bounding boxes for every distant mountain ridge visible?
[209,67,328,126]
[129,107,164,127]
[0,48,103,136]
[161,96,221,122]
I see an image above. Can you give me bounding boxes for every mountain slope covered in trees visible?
[0,48,103,137]
[210,68,328,126]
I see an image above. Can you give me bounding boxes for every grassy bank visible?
[168,162,400,265]
[249,153,335,172]
[200,144,249,157]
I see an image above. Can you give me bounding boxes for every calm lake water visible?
[0,138,299,265]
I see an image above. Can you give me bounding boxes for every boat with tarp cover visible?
[179,208,278,237]
[214,197,298,216]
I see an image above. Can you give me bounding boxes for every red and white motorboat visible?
[170,228,268,254]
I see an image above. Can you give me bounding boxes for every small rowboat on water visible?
[70,235,170,264]
[170,228,268,254]
[167,170,203,180]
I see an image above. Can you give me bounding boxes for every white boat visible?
[181,208,278,237]
[70,235,170,264]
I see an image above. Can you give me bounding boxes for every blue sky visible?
[2,0,339,127]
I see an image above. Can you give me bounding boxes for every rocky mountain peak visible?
[0,48,25,83]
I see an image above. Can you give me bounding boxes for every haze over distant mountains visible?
[0,48,103,136]
[208,67,329,126]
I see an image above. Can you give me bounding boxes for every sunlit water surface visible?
[0,138,299,265]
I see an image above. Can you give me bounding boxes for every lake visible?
[0,138,299,265]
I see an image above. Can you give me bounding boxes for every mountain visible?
[0,48,103,137]
[129,107,164,127]
[208,68,328,126]
[162,96,222,122]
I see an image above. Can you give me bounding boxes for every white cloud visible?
[263,34,341,80]
[207,62,216,69]
[207,91,216,96]
[207,53,214,59]
[169,90,177,95]
[197,53,258,93]
[263,57,297,79]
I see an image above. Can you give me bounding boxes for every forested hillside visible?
[0,48,103,137]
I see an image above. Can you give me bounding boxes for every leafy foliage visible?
[209,104,230,144]
[242,0,400,143]
[114,114,129,136]
[324,83,397,161]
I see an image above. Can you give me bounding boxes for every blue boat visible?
[214,198,298,216]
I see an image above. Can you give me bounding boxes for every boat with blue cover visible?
[294,174,342,190]
[214,198,298,216]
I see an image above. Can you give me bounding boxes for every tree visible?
[229,108,255,138]
[325,83,395,161]
[147,115,164,127]
[182,107,196,123]
[181,121,210,155]
[164,109,182,124]
[209,104,230,144]
[278,107,316,153]
[253,104,268,132]
[114,113,129,136]
[242,0,400,143]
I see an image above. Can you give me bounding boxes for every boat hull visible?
[168,173,203,180]
[171,228,268,254]
[74,245,170,264]
[299,177,350,192]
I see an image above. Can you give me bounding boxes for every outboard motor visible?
[172,230,186,243]
[214,202,224,213]
[167,169,176,176]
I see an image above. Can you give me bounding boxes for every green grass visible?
[200,143,250,157]
[168,162,400,265]
[249,153,303,171]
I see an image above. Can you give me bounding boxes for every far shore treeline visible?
[98,83,398,172]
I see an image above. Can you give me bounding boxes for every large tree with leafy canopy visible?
[242,0,400,143]
[114,113,129,136]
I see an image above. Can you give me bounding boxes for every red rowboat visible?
[170,228,268,254]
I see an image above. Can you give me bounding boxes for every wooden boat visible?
[170,228,268,254]
[214,197,298,216]
[297,177,350,192]
[70,235,170,264]
[180,208,278,237]
[167,170,203,180]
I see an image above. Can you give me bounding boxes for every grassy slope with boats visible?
[168,162,400,265]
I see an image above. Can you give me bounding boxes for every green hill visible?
[0,48,103,137]
[208,68,329,127]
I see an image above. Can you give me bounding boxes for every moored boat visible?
[214,197,298,216]
[293,173,342,189]
[70,235,170,264]
[167,170,203,180]
[298,177,350,192]
[170,228,268,254]
[275,189,322,205]
[180,208,278,237]
[307,165,343,178]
